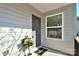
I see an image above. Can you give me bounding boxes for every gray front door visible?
[32,15,41,47]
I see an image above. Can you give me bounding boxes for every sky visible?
[77,3,79,16]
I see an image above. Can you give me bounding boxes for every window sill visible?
[46,37,63,41]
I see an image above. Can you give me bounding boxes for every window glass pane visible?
[47,28,62,39]
[47,14,62,27]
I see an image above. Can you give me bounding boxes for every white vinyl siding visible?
[43,4,76,55]
[0,4,43,56]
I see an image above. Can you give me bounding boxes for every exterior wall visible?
[42,4,76,55]
[0,3,43,56]
[0,4,43,28]
[77,18,79,35]
[0,3,76,56]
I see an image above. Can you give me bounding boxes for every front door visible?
[32,15,41,47]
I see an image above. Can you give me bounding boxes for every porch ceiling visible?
[30,3,71,13]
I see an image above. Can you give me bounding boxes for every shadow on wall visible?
[0,26,32,56]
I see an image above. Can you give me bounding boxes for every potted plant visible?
[21,35,33,56]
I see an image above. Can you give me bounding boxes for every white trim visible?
[46,12,64,18]
[47,26,62,28]
[62,12,64,40]
[45,12,64,40]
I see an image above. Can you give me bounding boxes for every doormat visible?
[34,47,47,56]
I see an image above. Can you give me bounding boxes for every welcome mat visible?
[34,47,47,56]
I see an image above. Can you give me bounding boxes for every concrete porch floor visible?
[31,48,70,56]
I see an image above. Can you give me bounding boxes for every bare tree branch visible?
[9,28,23,56]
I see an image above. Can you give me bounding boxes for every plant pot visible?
[24,54,26,56]
[27,53,32,56]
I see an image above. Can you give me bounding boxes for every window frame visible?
[45,12,64,40]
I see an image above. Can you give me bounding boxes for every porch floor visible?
[31,47,70,56]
